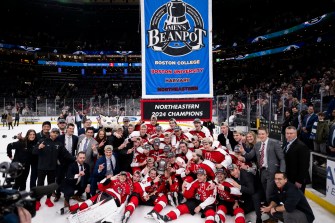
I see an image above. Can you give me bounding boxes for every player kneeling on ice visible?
[122,160,169,223]
[152,168,216,223]
[214,168,245,223]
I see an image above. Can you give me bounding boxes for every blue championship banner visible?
[141,0,213,98]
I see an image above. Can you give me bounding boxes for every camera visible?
[0,162,58,222]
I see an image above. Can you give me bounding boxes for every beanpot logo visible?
[147,0,207,57]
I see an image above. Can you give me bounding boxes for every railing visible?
[1,86,330,136]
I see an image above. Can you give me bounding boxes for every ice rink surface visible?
[0,124,334,223]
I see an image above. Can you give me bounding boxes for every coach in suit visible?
[217,121,238,151]
[284,126,310,192]
[77,127,98,172]
[54,123,79,201]
[90,145,118,196]
[244,127,286,204]
[62,151,90,207]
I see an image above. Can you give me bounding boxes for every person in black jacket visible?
[30,121,51,189]
[33,128,75,211]
[229,164,262,223]
[62,151,91,208]
[7,129,37,191]
[281,110,292,144]
[284,126,310,192]
[217,122,237,151]
[261,172,315,223]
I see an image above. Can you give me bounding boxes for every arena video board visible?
[141,0,213,99]
[141,99,212,121]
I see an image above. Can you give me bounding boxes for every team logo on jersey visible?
[147,0,207,56]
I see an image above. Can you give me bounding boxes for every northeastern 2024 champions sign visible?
[141,99,212,121]
[141,0,213,99]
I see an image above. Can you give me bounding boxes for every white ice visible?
[0,124,333,223]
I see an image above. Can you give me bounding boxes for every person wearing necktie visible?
[62,151,91,208]
[284,126,310,192]
[54,123,79,202]
[244,127,286,207]
[57,119,67,135]
[77,127,98,173]
[91,145,118,196]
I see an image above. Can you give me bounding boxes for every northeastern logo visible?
[147,0,207,56]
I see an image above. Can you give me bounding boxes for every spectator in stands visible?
[299,105,318,151]
[310,112,329,155]
[261,172,315,223]
[281,110,292,144]
[291,106,300,130]
[327,121,335,157]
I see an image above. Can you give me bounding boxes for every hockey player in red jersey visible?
[214,168,246,223]
[66,171,130,214]
[130,142,151,173]
[152,168,217,223]
[123,161,168,223]
[200,138,232,169]
[146,115,159,135]
[189,118,212,141]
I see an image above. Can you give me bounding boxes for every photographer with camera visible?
[7,130,37,191]
[0,161,58,223]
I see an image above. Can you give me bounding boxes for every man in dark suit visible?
[54,123,79,201]
[217,122,237,151]
[90,145,118,196]
[228,164,262,223]
[299,105,318,150]
[284,126,310,192]
[62,151,90,207]
[77,127,99,172]
[244,127,286,204]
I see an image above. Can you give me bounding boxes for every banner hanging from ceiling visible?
[141,0,213,99]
